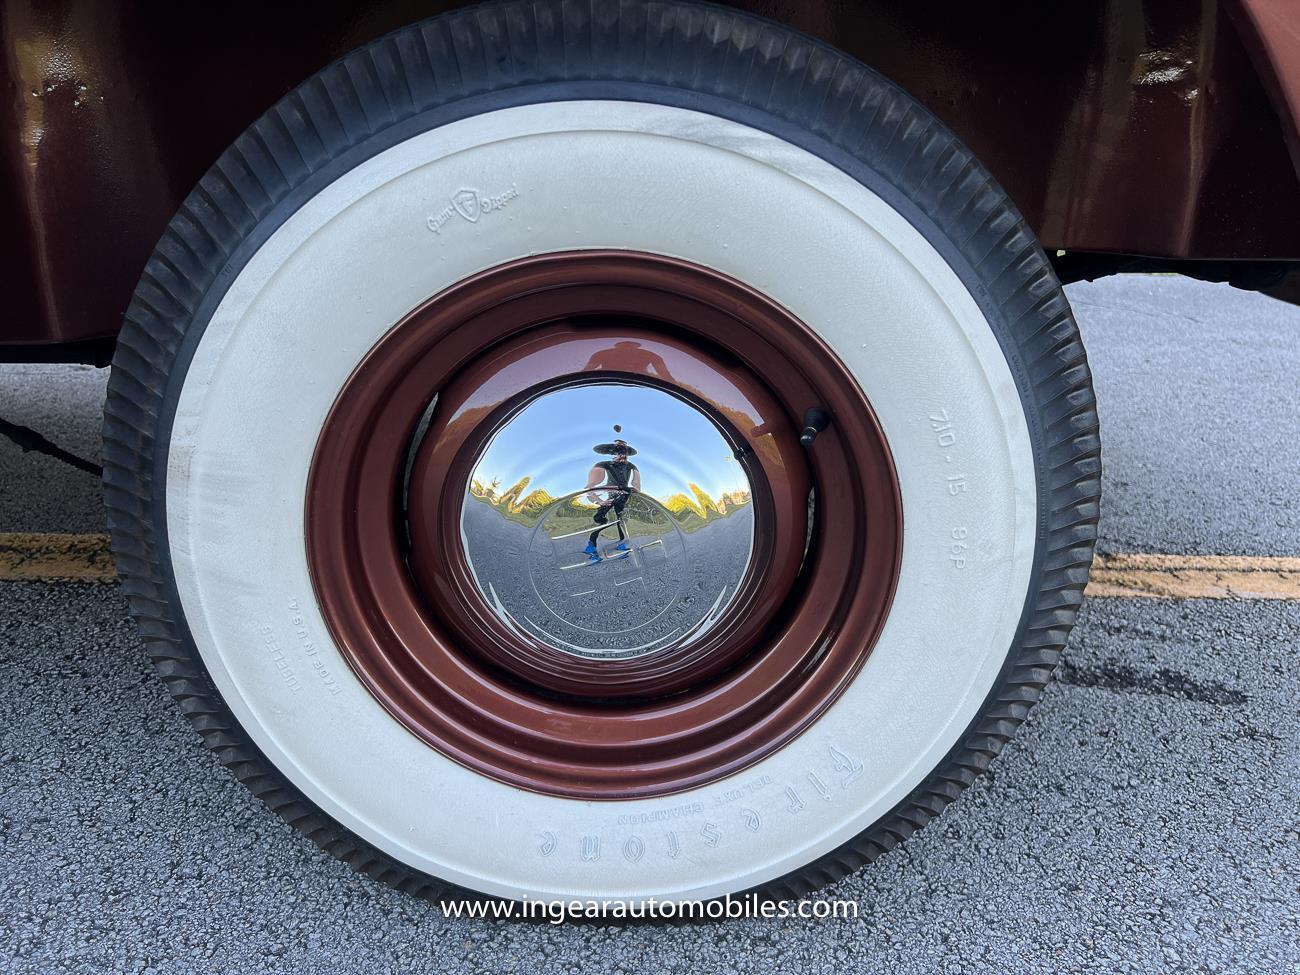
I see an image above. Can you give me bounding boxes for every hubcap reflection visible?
[461,383,756,659]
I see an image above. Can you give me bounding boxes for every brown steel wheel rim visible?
[306,251,902,799]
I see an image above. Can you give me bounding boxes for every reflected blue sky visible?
[471,384,751,501]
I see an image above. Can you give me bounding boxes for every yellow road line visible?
[0,532,116,582]
[1088,553,1300,600]
[1,534,1299,599]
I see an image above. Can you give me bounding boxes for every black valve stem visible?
[800,408,830,447]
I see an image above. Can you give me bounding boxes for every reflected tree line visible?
[468,475,752,534]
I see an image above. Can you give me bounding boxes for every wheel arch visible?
[3,0,1299,354]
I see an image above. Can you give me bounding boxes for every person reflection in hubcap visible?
[584,438,641,564]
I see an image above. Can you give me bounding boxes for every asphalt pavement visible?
[1,274,1297,974]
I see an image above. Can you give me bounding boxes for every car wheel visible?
[103,0,1100,905]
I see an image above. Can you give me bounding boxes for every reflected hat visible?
[593,439,637,456]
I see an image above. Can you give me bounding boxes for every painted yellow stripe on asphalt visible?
[1,534,1299,599]
[1088,553,1300,600]
[0,532,116,582]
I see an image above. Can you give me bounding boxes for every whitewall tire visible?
[103,0,1100,906]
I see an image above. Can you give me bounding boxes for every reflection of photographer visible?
[584,440,640,563]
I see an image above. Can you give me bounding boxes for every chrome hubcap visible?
[462,382,757,659]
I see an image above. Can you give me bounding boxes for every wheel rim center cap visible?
[462,382,756,659]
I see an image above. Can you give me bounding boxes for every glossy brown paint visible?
[4,0,1300,350]
[306,252,902,799]
[1231,0,1300,172]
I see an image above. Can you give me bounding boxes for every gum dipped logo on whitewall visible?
[428,184,520,234]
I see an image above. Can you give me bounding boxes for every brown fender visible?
[3,0,1300,352]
